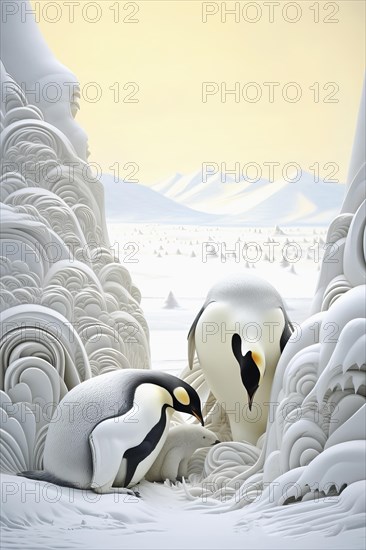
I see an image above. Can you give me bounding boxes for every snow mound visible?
[0,60,150,473]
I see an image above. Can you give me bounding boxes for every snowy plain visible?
[3,220,365,550]
[107,222,326,374]
[2,197,365,548]
[2,474,365,550]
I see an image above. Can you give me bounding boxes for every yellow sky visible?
[33,1,365,184]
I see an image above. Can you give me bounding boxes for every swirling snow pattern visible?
[0,26,365,538]
[180,85,366,532]
[183,217,366,510]
[0,62,150,471]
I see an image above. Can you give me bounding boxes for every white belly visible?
[195,302,283,443]
[90,383,173,488]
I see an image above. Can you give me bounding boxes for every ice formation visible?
[180,79,366,530]
[0,1,365,542]
[0,24,150,473]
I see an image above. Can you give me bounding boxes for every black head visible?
[231,333,261,411]
[158,373,204,425]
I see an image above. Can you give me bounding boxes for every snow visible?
[1,5,365,549]
[102,175,220,225]
[107,222,324,373]
[1,474,365,550]
[102,171,345,226]
[150,170,345,225]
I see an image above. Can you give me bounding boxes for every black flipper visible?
[279,307,294,352]
[17,470,81,489]
[231,333,243,367]
[123,405,169,487]
[187,302,215,369]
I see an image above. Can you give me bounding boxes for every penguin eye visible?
[203,436,206,439]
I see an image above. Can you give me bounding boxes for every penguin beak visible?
[192,410,204,426]
[248,394,254,412]
[212,440,220,446]
[247,388,258,412]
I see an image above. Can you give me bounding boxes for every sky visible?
[32,0,365,185]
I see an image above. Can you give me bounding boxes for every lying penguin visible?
[19,369,203,494]
[146,424,219,482]
[188,273,293,444]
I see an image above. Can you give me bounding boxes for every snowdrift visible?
[0,4,365,547]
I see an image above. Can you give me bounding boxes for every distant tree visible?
[273,224,285,235]
[163,291,180,309]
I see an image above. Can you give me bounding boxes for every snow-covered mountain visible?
[152,170,269,214]
[102,171,345,226]
[153,169,346,224]
[101,174,220,224]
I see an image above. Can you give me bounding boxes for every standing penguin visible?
[19,369,203,494]
[188,273,293,444]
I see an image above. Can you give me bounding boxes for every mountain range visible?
[102,170,345,226]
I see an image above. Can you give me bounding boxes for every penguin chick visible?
[188,273,293,444]
[18,369,203,494]
[145,425,219,482]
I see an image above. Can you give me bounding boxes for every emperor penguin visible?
[19,369,203,494]
[188,273,293,444]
